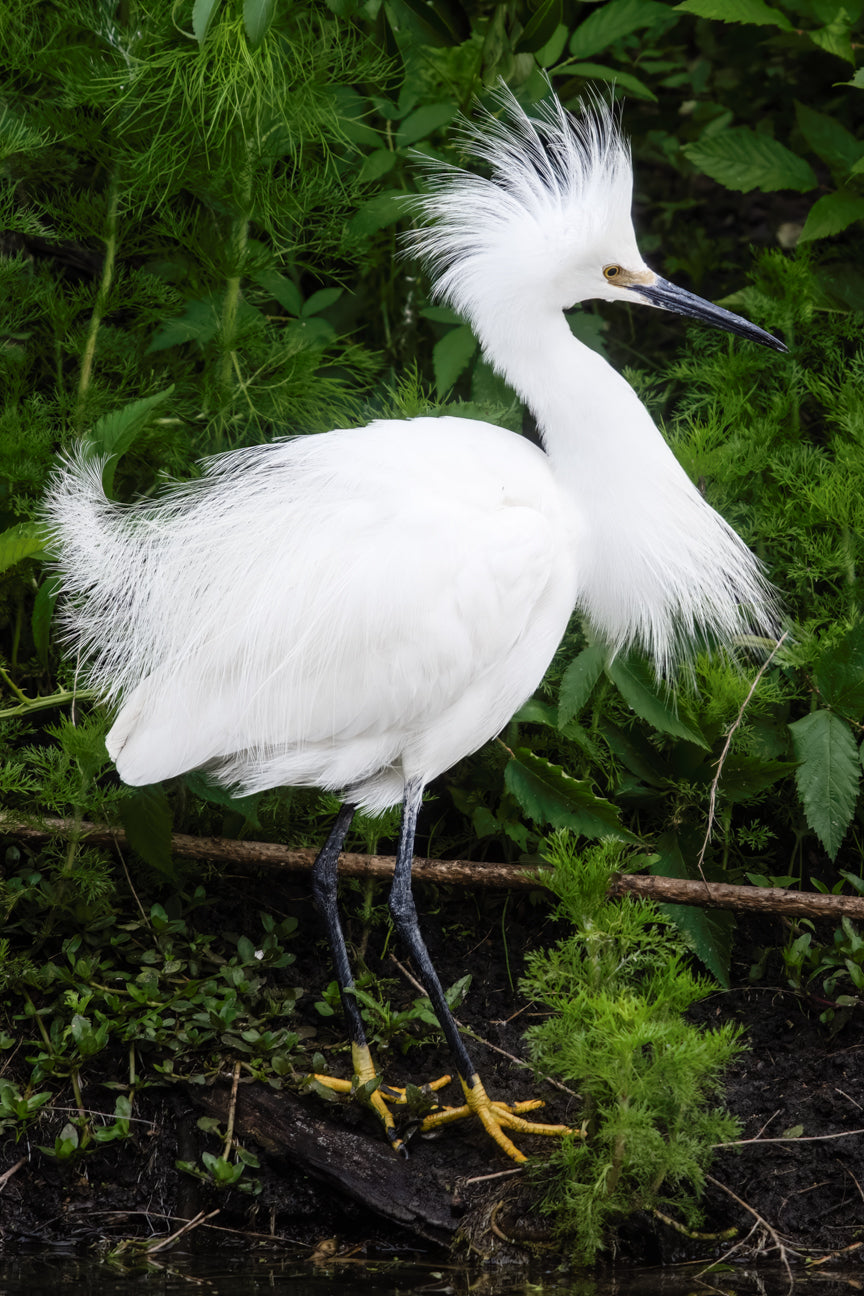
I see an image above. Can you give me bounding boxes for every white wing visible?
[56,418,577,806]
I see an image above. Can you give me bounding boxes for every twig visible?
[706,1173,798,1291]
[0,1157,26,1191]
[8,812,864,918]
[715,1126,864,1147]
[222,1061,241,1160]
[144,1208,220,1255]
[697,631,788,876]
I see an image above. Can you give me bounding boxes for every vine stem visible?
[76,181,119,425]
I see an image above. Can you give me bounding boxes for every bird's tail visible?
[43,447,144,703]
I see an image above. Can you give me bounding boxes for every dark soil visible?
[1,870,863,1275]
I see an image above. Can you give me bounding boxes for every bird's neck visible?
[473,308,771,675]
[477,310,673,483]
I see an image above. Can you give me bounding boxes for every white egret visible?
[45,87,783,1163]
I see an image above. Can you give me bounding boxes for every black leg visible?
[310,801,366,1050]
[387,777,477,1084]
[311,800,407,1152]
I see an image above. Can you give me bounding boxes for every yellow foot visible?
[419,1073,582,1163]
[307,1042,451,1154]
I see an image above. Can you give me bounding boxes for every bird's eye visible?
[603,264,622,281]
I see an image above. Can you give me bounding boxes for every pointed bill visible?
[628,276,787,353]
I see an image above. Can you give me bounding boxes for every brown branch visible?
[5,814,864,919]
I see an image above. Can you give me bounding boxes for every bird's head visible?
[407,87,785,354]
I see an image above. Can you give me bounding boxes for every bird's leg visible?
[388,778,577,1163]
[308,802,449,1152]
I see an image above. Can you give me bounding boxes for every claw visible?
[308,1043,450,1153]
[419,1073,581,1162]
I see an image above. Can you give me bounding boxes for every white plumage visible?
[46,89,781,815]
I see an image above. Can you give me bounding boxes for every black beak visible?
[628,276,787,353]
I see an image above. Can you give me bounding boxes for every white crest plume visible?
[404,85,635,327]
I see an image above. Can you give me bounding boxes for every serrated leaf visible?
[0,522,45,573]
[799,191,864,243]
[243,0,276,48]
[192,0,223,44]
[652,832,733,985]
[606,656,707,747]
[814,622,864,718]
[790,710,860,861]
[794,103,864,175]
[558,643,605,727]
[87,388,175,494]
[396,102,456,147]
[505,749,637,841]
[674,0,791,28]
[515,0,563,53]
[432,323,477,395]
[684,128,817,193]
[569,0,671,59]
[119,784,176,880]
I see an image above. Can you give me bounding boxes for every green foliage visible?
[522,836,742,1263]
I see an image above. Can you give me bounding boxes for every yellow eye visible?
[603,264,622,281]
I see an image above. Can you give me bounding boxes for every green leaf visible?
[569,0,671,58]
[432,323,477,396]
[386,0,468,46]
[806,12,855,63]
[674,0,791,29]
[718,755,798,802]
[119,784,176,880]
[684,128,817,193]
[252,268,302,315]
[149,298,220,351]
[814,622,864,718]
[396,103,457,147]
[87,388,175,494]
[358,149,397,183]
[348,190,406,237]
[301,287,343,317]
[184,770,262,830]
[652,832,733,985]
[243,0,276,48]
[565,62,656,101]
[790,710,860,861]
[606,656,707,747]
[31,575,60,668]
[505,749,637,841]
[794,103,864,176]
[515,0,563,53]
[799,191,864,243]
[0,523,45,573]
[558,644,605,727]
[192,0,223,44]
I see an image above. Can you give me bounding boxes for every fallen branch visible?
[5,814,864,919]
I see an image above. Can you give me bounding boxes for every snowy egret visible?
[46,87,783,1162]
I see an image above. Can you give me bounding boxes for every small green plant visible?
[522,835,742,1264]
[315,971,470,1052]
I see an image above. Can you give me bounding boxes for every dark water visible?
[0,1251,859,1295]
